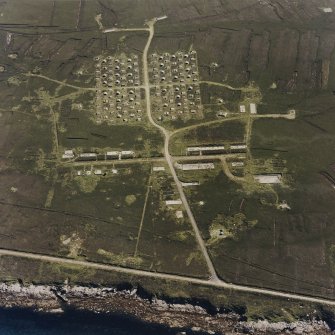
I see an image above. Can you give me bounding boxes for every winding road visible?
[142,19,219,281]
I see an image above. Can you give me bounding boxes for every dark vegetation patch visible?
[2,0,335,310]
[169,120,245,155]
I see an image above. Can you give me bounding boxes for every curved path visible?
[25,73,95,91]
[103,27,149,33]
[1,248,335,306]
[200,80,258,92]
[142,19,219,281]
[220,157,245,183]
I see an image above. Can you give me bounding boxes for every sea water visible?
[0,308,176,335]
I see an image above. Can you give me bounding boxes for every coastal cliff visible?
[0,282,332,334]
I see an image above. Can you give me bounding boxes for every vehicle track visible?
[142,18,219,281]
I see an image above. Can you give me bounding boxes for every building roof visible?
[64,150,74,155]
[106,151,119,156]
[254,174,282,184]
[176,210,184,219]
[187,146,225,152]
[250,103,257,114]
[231,162,244,167]
[153,166,165,172]
[230,144,247,150]
[79,153,97,157]
[175,162,215,171]
[62,150,74,159]
[166,199,182,205]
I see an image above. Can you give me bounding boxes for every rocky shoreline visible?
[0,282,332,334]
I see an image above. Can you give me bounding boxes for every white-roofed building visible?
[230,144,247,151]
[62,149,74,159]
[187,146,225,155]
[321,7,333,12]
[254,174,282,184]
[239,105,246,113]
[175,163,214,171]
[176,210,184,219]
[120,150,135,158]
[181,182,200,187]
[153,166,165,172]
[250,103,257,114]
[165,199,182,206]
[106,151,119,159]
[231,162,245,167]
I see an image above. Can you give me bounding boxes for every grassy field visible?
[200,83,242,113]
[58,105,164,157]
[169,119,246,155]
[52,164,151,260]
[180,94,335,298]
[185,166,335,298]
[1,254,335,325]
[3,0,335,315]
[135,166,209,277]
[1,161,208,278]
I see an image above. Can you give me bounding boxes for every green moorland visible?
[2,0,335,326]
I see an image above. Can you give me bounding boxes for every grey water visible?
[0,308,177,335]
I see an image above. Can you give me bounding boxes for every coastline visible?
[0,282,332,334]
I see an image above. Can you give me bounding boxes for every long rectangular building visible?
[175,162,215,171]
[254,174,282,184]
[230,144,247,150]
[121,150,135,159]
[78,153,97,161]
[166,199,182,205]
[187,146,225,155]
[250,103,257,114]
